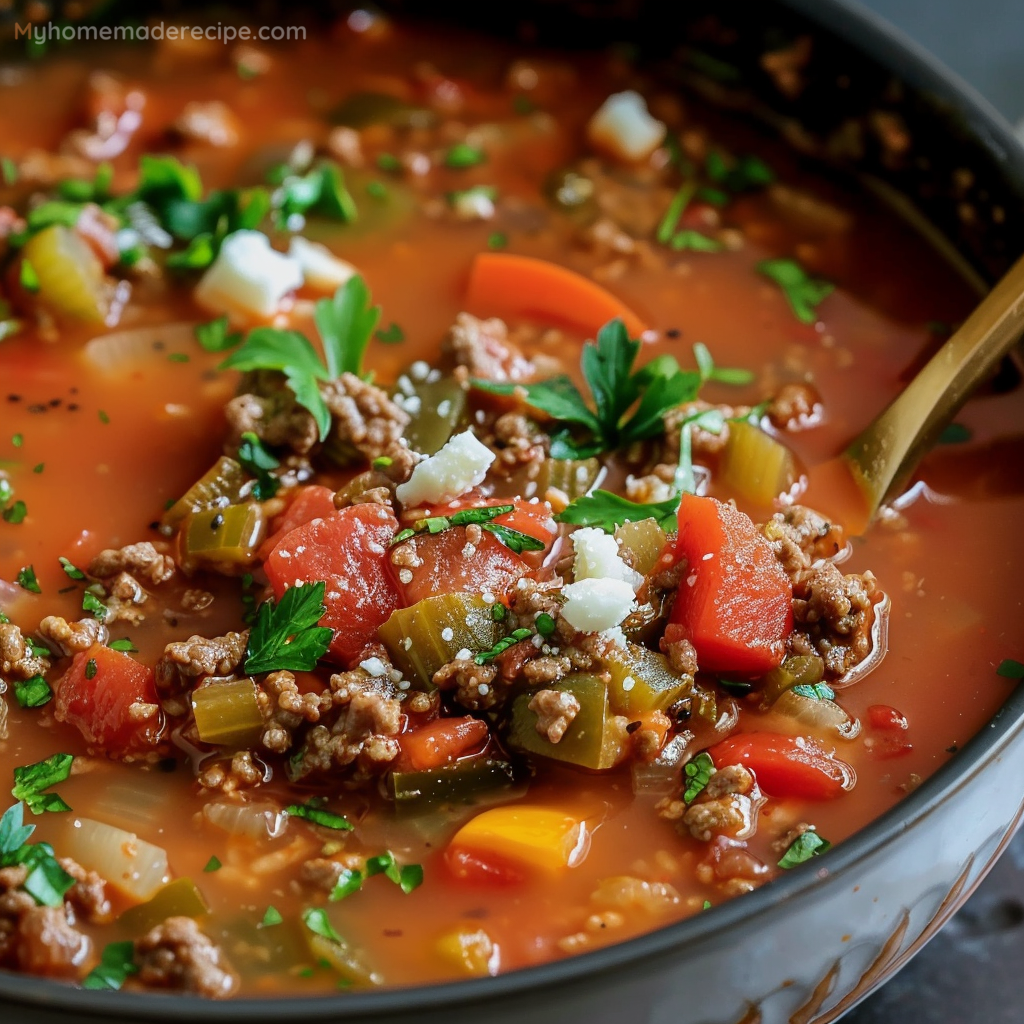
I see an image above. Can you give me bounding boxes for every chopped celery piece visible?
[761,654,826,705]
[536,458,602,501]
[161,456,245,531]
[400,376,467,457]
[306,932,382,988]
[720,420,797,507]
[602,643,692,716]
[192,679,264,747]
[181,503,266,571]
[613,519,667,577]
[388,759,516,813]
[378,593,503,689]
[507,674,624,770]
[331,91,435,130]
[117,878,209,934]
[21,224,108,324]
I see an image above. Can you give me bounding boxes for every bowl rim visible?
[3,0,1024,1018]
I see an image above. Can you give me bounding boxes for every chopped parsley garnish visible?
[474,318,705,459]
[19,259,40,293]
[1,157,17,185]
[286,798,352,831]
[475,627,532,665]
[329,868,363,902]
[792,682,836,701]
[98,410,110,424]
[58,557,85,580]
[221,275,380,441]
[12,753,73,815]
[261,905,283,927]
[374,323,405,344]
[757,258,834,325]
[556,490,680,533]
[82,941,137,991]
[194,315,242,353]
[365,180,388,201]
[0,479,12,505]
[376,153,402,173]
[82,590,108,621]
[271,161,357,228]
[244,581,333,675]
[938,423,972,444]
[302,906,343,943]
[444,143,486,169]
[391,504,544,555]
[702,899,713,911]
[683,752,715,804]
[692,341,756,386]
[2,500,26,524]
[203,855,222,873]
[487,231,508,250]
[778,828,832,869]
[237,432,280,501]
[996,659,1024,680]
[32,463,44,474]
[670,229,723,252]
[108,638,138,653]
[696,186,729,207]
[11,433,23,447]
[16,565,41,594]
[84,659,98,681]
[167,352,190,364]
[329,851,423,901]
[14,676,52,709]
[657,182,696,244]
[705,151,775,192]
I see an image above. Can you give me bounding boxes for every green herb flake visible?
[487,231,508,250]
[778,828,832,869]
[286,799,353,832]
[365,180,389,201]
[656,182,696,244]
[84,658,98,680]
[683,751,715,804]
[702,899,713,911]
[108,638,138,653]
[374,323,404,344]
[203,855,222,873]
[556,490,680,533]
[194,315,242,353]
[237,432,280,501]
[19,259,40,294]
[2,500,26,525]
[364,850,423,893]
[167,352,190,364]
[475,627,532,665]
[0,802,35,858]
[82,590,108,622]
[58,557,86,581]
[32,463,44,474]
[757,258,835,325]
[302,906,343,943]
[22,848,76,906]
[996,659,1024,680]
[14,676,52,709]
[98,410,110,425]
[16,565,41,594]
[83,941,138,991]
[11,433,23,448]
[939,423,972,445]
[376,153,402,173]
[12,752,74,815]
[670,229,723,253]
[444,143,486,169]
[1,158,18,185]
[371,456,393,470]
[245,581,333,675]
[261,905,283,927]
[328,868,363,902]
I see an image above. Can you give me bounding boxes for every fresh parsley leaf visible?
[58,557,85,580]
[374,323,404,344]
[136,155,203,205]
[237,432,280,501]
[194,316,242,353]
[705,151,774,192]
[757,258,834,325]
[273,162,357,227]
[314,275,381,379]
[21,844,76,905]
[82,590,108,621]
[376,153,402,173]
[778,828,832,869]
[302,906,343,943]
[670,229,723,252]
[444,143,486,168]
[683,751,715,804]
[2,500,26,524]
[996,659,1024,680]
[475,373,599,433]
[286,799,352,831]
[245,582,333,675]
[203,855,222,872]
[474,627,532,665]
[83,940,138,991]
[487,231,508,250]
[1,157,18,185]
[482,522,546,554]
[365,851,423,893]
[14,676,52,709]
[16,565,41,594]
[261,905,283,927]
[329,868,364,901]
[165,233,216,271]
[108,638,138,653]
[12,753,73,815]
[0,802,35,859]
[555,490,680,533]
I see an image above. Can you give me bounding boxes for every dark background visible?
[838,1,1024,1021]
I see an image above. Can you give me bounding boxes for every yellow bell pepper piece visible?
[435,927,499,977]
[449,805,589,875]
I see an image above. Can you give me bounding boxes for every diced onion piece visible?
[194,229,303,320]
[773,690,861,739]
[395,429,494,507]
[720,421,798,507]
[83,323,198,372]
[192,679,265,747]
[587,91,666,162]
[560,577,634,633]
[571,527,642,589]
[63,817,170,902]
[287,236,358,293]
[202,799,288,840]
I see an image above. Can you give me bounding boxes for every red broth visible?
[0,14,1021,998]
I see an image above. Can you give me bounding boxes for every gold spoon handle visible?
[844,249,1024,517]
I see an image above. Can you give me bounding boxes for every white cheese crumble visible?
[560,577,635,633]
[395,429,496,506]
[194,229,303,319]
[587,90,666,162]
[571,527,643,589]
[359,657,388,677]
[286,235,357,293]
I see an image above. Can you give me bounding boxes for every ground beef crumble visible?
[37,616,108,658]
[0,623,51,680]
[446,312,534,383]
[528,688,580,743]
[88,541,176,587]
[133,916,238,998]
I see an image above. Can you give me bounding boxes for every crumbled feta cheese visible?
[560,577,635,633]
[587,91,666,162]
[194,229,303,319]
[571,527,643,589]
[441,627,455,642]
[395,429,496,506]
[451,189,495,221]
[286,235,357,293]
[455,648,473,662]
[359,657,388,677]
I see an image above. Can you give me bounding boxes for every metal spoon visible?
[803,251,1024,535]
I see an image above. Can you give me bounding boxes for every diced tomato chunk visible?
[709,732,854,800]
[444,846,526,887]
[392,527,530,606]
[265,504,401,665]
[396,716,489,772]
[670,493,792,675]
[55,645,161,755]
[258,485,336,561]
